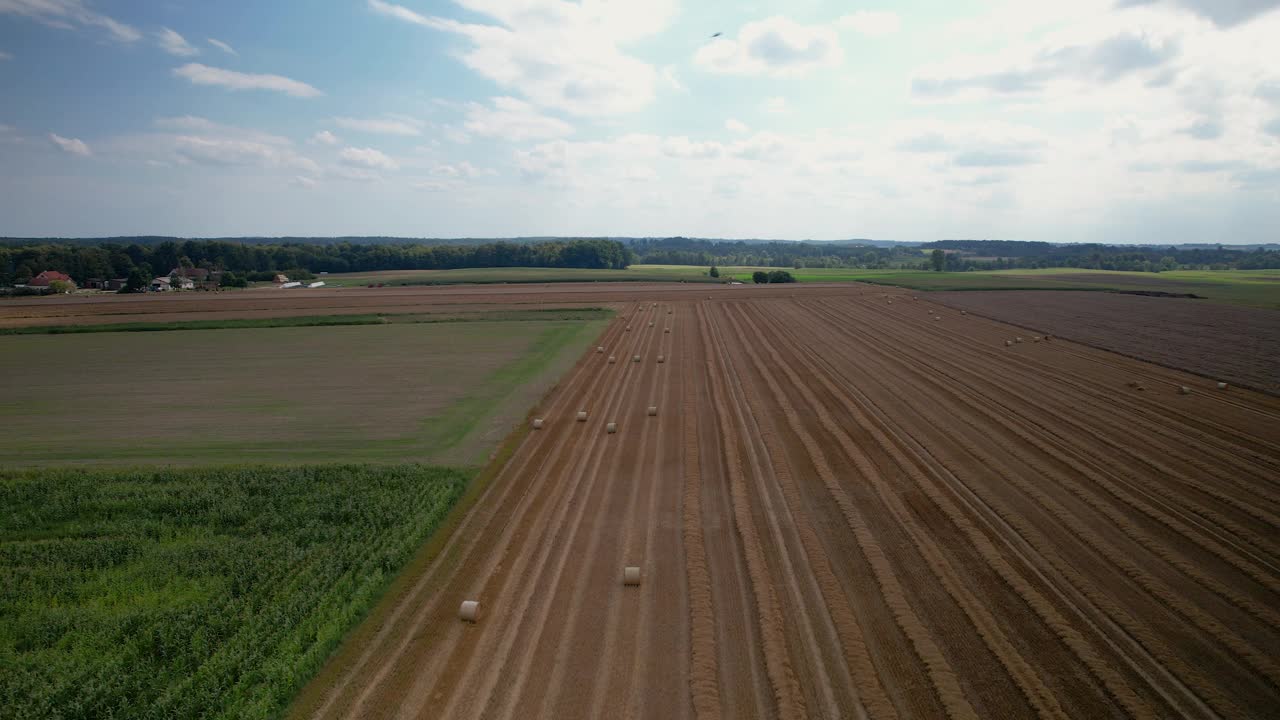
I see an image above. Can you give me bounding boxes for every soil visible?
[291,286,1280,720]
[933,290,1280,395]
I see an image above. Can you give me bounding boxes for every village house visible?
[27,270,75,289]
[150,276,194,291]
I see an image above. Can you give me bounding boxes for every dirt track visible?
[295,288,1280,719]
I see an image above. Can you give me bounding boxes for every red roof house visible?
[28,270,75,287]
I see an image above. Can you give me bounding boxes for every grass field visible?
[0,317,607,467]
[317,266,722,287]
[0,464,467,719]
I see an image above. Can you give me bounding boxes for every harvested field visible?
[0,282,838,329]
[296,289,1280,720]
[933,290,1280,395]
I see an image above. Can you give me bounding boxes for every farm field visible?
[0,464,467,719]
[297,290,1280,719]
[317,266,721,287]
[935,290,1280,395]
[0,318,606,466]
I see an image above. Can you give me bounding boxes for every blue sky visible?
[1,0,1279,242]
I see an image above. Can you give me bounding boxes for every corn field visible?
[0,464,468,719]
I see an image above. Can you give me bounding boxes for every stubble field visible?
[296,288,1280,720]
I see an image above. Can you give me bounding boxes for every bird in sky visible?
[710,32,722,38]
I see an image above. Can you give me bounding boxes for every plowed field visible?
[296,290,1280,720]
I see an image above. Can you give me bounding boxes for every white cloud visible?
[333,116,422,136]
[339,146,399,171]
[311,130,339,145]
[432,161,485,178]
[662,65,687,92]
[837,11,901,37]
[172,63,322,98]
[695,16,843,77]
[0,0,140,42]
[291,175,317,188]
[1118,0,1280,27]
[156,28,198,57]
[762,96,789,114]
[49,132,90,156]
[368,0,675,116]
[463,96,573,141]
[725,118,750,134]
[207,38,237,56]
[332,166,384,182]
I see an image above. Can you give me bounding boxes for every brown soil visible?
[292,286,1280,720]
[933,290,1280,395]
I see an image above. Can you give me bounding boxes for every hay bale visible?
[596,346,604,353]
[459,600,480,622]
[632,354,641,363]
[1005,340,1012,347]
[657,355,665,363]
[961,310,967,315]
[648,321,654,327]
[626,325,632,331]
[608,355,617,364]
[1179,386,1190,395]
[532,418,544,429]
[577,411,588,422]
[1217,382,1228,390]
[607,422,617,434]
[1015,337,1023,343]
[648,406,657,416]
[664,327,671,333]
[623,566,641,586]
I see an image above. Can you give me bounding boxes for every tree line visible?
[0,238,633,286]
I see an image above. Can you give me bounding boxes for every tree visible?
[709,265,720,278]
[219,271,248,288]
[767,270,796,283]
[931,249,946,272]
[119,269,148,293]
[47,279,74,294]
[752,271,769,284]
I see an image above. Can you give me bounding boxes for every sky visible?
[1,0,1279,243]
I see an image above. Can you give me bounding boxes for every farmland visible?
[298,288,1280,720]
[0,464,467,719]
[0,318,606,466]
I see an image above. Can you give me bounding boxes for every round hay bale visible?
[608,355,616,364]
[596,346,604,353]
[625,325,632,331]
[577,411,588,422]
[632,354,641,363]
[459,600,480,622]
[667,309,672,314]
[648,321,654,327]
[1136,385,1146,392]
[647,406,657,416]
[606,422,617,434]
[961,310,967,315]
[623,566,641,586]
[933,317,940,321]
[1015,337,1024,343]
[664,327,671,333]
[1178,386,1190,395]
[532,418,544,429]
[1004,340,1012,347]
[1217,382,1228,390]
[657,355,665,363]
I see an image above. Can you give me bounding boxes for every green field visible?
[317,266,722,287]
[0,317,607,466]
[0,464,466,719]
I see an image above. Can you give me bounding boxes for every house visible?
[107,278,129,291]
[169,267,211,282]
[151,276,192,291]
[273,273,290,284]
[85,278,108,289]
[28,270,75,288]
